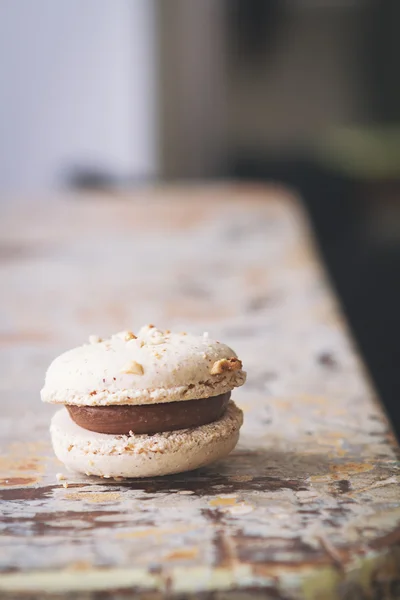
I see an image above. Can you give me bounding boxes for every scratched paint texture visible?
[0,185,399,599]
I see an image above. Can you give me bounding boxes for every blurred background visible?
[1,0,399,434]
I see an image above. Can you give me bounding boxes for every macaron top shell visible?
[41,326,246,406]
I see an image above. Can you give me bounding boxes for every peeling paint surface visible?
[0,185,400,599]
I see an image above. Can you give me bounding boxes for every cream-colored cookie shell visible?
[41,327,246,406]
[50,402,243,478]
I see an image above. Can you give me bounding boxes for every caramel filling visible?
[67,392,231,435]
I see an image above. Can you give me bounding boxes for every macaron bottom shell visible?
[50,402,243,478]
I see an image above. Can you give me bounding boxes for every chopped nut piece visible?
[124,331,137,340]
[89,335,102,344]
[62,481,69,489]
[56,473,66,481]
[139,340,145,348]
[165,329,171,334]
[114,330,137,341]
[148,324,155,329]
[210,357,242,375]
[120,361,144,375]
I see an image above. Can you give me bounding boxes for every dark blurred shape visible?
[226,0,284,65]
[366,0,400,122]
[66,168,119,192]
[225,0,400,438]
[64,167,153,193]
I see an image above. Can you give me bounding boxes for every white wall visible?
[0,0,158,192]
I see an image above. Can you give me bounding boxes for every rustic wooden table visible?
[1,185,399,599]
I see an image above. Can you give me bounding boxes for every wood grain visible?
[0,185,399,599]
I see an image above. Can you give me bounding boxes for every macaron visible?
[42,326,246,478]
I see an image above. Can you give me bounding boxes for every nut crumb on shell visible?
[114,330,137,341]
[56,472,66,481]
[120,361,144,375]
[210,357,242,375]
[89,335,102,344]
[62,481,68,488]
[124,331,137,340]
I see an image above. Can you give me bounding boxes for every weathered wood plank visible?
[0,185,399,599]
